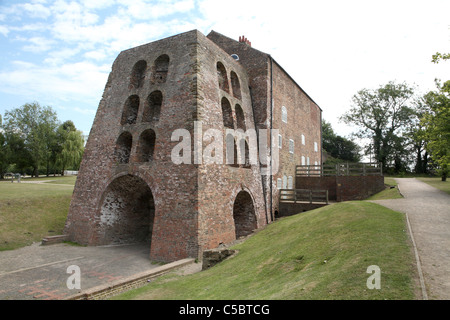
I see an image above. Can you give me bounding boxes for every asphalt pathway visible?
[372,178,450,300]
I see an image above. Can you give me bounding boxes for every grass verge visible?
[417,177,450,195]
[113,201,417,300]
[366,177,403,200]
[0,177,75,251]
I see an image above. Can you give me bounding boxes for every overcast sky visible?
[1,0,449,140]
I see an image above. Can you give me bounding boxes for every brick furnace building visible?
[64,30,322,262]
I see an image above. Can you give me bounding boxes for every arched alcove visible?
[114,131,132,164]
[130,60,147,89]
[136,129,156,162]
[99,175,155,246]
[143,91,162,123]
[121,95,140,125]
[233,191,257,239]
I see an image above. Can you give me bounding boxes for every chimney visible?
[239,35,251,47]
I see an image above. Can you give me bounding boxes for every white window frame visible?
[277,178,282,189]
[314,141,318,152]
[278,134,282,149]
[282,175,287,189]
[301,134,305,145]
[289,139,294,154]
[288,176,293,189]
[281,106,287,123]
[301,156,306,165]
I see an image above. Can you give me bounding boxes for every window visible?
[288,176,293,189]
[314,141,318,152]
[217,62,229,93]
[307,157,310,165]
[130,60,147,89]
[121,95,139,125]
[143,91,162,123]
[282,175,287,189]
[136,129,156,162]
[221,97,234,129]
[289,139,294,154]
[301,134,305,145]
[278,134,282,149]
[277,178,282,189]
[115,132,132,164]
[301,156,306,165]
[281,106,287,123]
[230,71,241,100]
[235,104,246,131]
[152,54,169,84]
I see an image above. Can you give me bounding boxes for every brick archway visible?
[233,190,257,239]
[99,174,155,246]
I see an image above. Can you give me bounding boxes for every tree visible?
[3,102,59,177]
[340,81,416,172]
[322,119,361,163]
[56,121,84,175]
[421,80,450,181]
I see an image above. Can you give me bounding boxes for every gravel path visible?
[372,178,450,300]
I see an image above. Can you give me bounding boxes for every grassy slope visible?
[0,178,75,251]
[114,201,417,300]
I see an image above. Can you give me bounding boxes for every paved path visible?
[0,242,198,300]
[372,178,450,300]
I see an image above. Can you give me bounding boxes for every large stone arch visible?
[98,174,155,246]
[233,190,257,239]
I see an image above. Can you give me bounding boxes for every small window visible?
[289,139,294,154]
[152,54,169,84]
[307,157,310,165]
[277,178,282,190]
[130,60,147,89]
[302,134,305,145]
[221,97,234,129]
[288,176,293,189]
[143,91,162,123]
[278,134,282,149]
[217,62,229,93]
[115,131,132,164]
[301,156,306,165]
[235,104,246,131]
[282,175,287,189]
[314,141,318,152]
[231,54,239,61]
[281,106,287,123]
[136,129,156,162]
[230,71,242,100]
[121,95,139,125]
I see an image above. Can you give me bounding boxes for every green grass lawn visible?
[113,201,418,300]
[417,177,450,195]
[366,177,403,201]
[0,176,76,251]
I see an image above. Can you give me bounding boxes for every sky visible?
[0,0,449,141]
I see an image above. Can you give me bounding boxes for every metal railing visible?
[296,162,382,177]
[279,189,329,204]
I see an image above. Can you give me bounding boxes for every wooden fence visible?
[295,162,382,177]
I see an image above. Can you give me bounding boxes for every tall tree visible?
[421,80,450,181]
[3,102,59,177]
[322,119,361,163]
[340,81,416,172]
[56,121,84,175]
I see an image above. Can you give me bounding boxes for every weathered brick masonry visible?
[64,30,323,262]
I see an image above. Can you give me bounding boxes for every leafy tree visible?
[3,102,59,177]
[322,119,361,163]
[56,121,84,175]
[421,80,450,181]
[340,81,416,172]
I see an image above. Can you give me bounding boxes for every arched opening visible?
[235,104,246,131]
[221,97,234,129]
[136,129,156,162]
[99,175,155,246]
[114,131,132,164]
[230,71,241,100]
[233,190,257,239]
[143,91,162,123]
[225,133,238,167]
[152,54,169,83]
[130,60,147,89]
[217,62,229,93]
[121,95,140,125]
